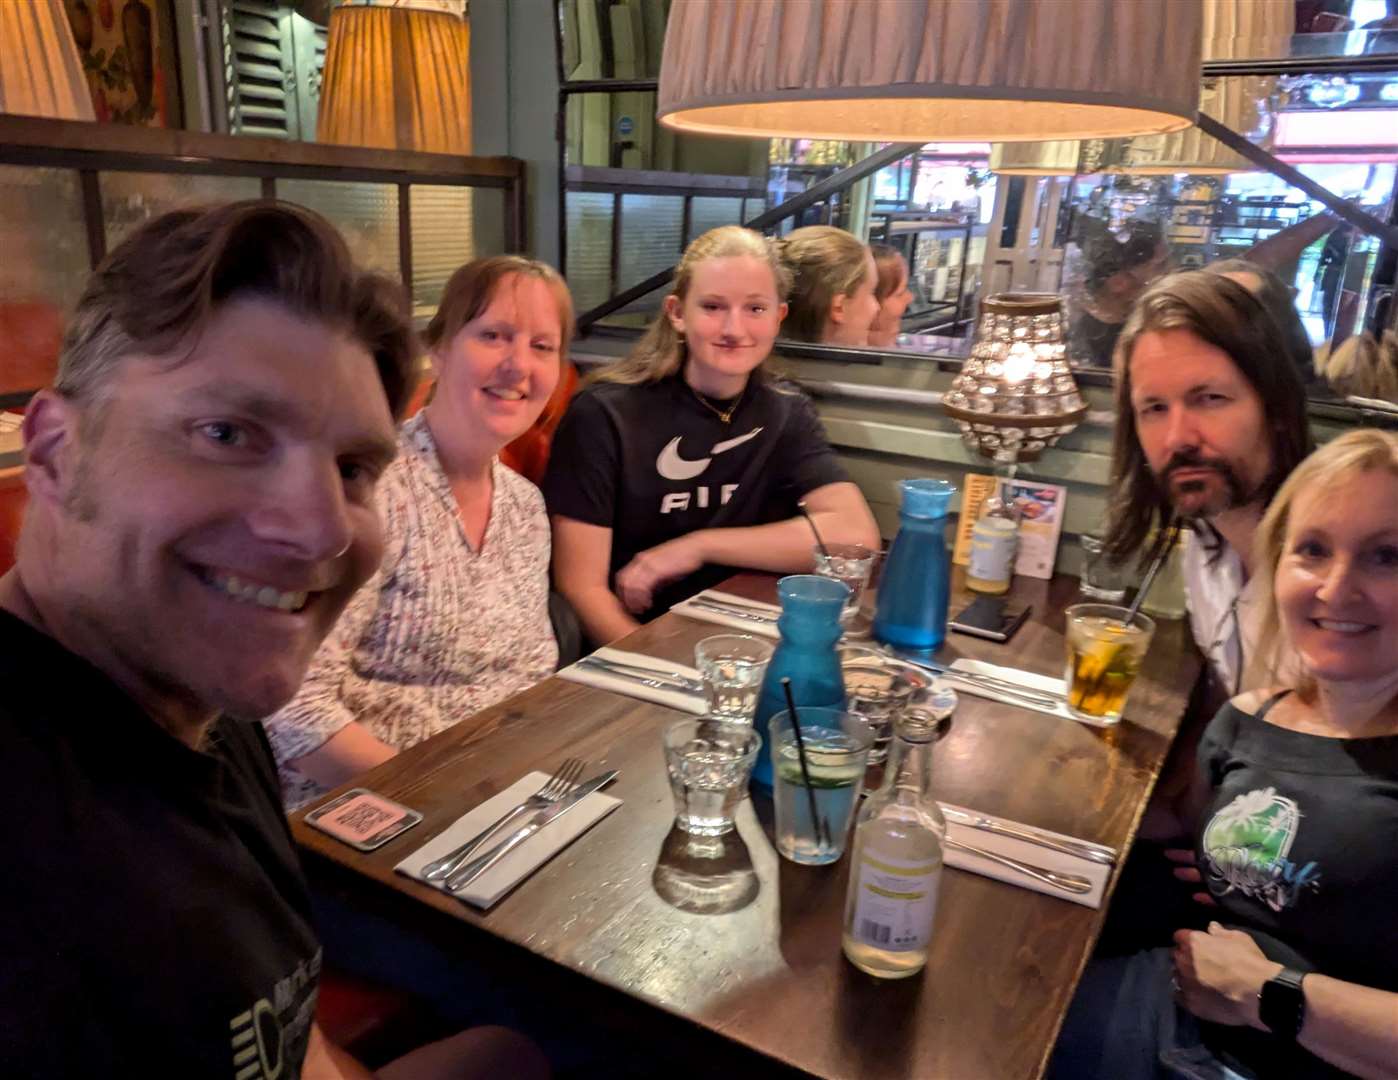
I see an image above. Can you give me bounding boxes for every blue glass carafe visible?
[750,575,848,790]
[873,478,957,653]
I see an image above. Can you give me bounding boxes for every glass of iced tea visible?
[1064,603,1156,725]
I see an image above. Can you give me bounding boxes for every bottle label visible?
[968,519,1016,584]
[849,851,942,952]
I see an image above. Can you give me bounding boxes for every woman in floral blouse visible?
[267,256,574,807]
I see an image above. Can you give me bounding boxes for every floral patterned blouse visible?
[266,413,558,808]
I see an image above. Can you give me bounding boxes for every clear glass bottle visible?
[841,694,952,979]
[966,489,1020,595]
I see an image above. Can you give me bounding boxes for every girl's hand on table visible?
[615,536,704,615]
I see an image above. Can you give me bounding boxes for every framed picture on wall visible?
[63,0,185,128]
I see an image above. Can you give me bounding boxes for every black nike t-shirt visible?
[0,610,322,1078]
[543,371,849,619]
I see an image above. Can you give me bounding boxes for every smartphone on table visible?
[948,595,1032,643]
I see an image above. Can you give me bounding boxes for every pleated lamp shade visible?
[657,0,1203,143]
[989,0,1290,175]
[0,0,96,121]
[318,0,470,154]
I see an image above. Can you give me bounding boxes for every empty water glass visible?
[1079,534,1130,602]
[840,647,923,764]
[662,718,761,836]
[812,543,877,625]
[694,634,773,723]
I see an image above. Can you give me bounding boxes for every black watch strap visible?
[1259,967,1307,1041]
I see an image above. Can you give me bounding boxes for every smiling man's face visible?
[39,296,398,721]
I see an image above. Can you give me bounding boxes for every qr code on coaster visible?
[306,789,423,851]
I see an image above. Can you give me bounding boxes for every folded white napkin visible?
[671,589,781,639]
[940,806,1114,908]
[944,657,1083,724]
[557,646,708,713]
[396,771,622,909]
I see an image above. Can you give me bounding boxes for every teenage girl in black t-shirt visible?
[545,226,879,644]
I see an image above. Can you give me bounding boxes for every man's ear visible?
[21,390,81,506]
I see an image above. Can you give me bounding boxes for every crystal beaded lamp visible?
[942,294,1087,464]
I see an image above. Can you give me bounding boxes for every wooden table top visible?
[292,570,1200,1080]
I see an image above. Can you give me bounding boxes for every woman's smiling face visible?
[1275,467,1398,684]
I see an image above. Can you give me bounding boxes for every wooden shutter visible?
[219,0,326,140]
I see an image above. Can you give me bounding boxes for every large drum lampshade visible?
[657,0,1204,143]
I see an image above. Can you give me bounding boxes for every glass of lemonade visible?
[663,718,761,836]
[769,708,873,864]
[1064,603,1156,725]
[812,543,877,626]
[694,634,774,724]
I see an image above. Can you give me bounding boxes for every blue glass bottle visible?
[873,478,957,653]
[750,575,848,790]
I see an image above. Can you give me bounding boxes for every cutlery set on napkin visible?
[395,766,621,908]
[368,590,1114,909]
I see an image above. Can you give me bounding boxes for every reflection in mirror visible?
[776,225,879,346]
[868,244,914,348]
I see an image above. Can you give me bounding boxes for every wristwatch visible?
[1259,967,1307,1041]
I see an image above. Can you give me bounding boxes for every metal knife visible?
[690,597,778,623]
[944,836,1093,895]
[579,655,704,692]
[445,769,619,892]
[940,804,1117,865]
[884,652,1063,709]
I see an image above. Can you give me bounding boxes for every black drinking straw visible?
[781,678,830,848]
[798,501,831,558]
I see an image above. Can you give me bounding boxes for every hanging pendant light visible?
[0,0,95,122]
[989,0,1288,175]
[318,0,471,154]
[657,0,1203,143]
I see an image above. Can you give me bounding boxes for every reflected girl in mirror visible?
[778,225,882,346]
[867,243,915,349]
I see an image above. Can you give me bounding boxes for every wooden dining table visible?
[293,569,1201,1079]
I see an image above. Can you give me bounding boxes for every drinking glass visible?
[768,708,873,864]
[1079,534,1130,602]
[812,543,877,626]
[694,634,773,723]
[1064,603,1156,725]
[839,647,922,764]
[662,718,761,836]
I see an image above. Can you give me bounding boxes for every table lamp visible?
[942,293,1087,464]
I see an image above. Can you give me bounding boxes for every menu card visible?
[952,473,1067,581]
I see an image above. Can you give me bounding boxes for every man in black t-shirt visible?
[0,204,544,1079]
[545,372,857,625]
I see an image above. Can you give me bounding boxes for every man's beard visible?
[1157,448,1253,519]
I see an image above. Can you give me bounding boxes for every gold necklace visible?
[690,382,745,424]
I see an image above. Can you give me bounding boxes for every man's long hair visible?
[1103,270,1314,569]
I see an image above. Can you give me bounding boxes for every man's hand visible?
[1164,848,1218,907]
[615,535,704,615]
[1172,922,1283,1030]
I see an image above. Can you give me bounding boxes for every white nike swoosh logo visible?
[656,426,764,481]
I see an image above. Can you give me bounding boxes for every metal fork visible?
[422,758,584,882]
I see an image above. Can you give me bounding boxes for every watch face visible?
[1260,969,1306,1041]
